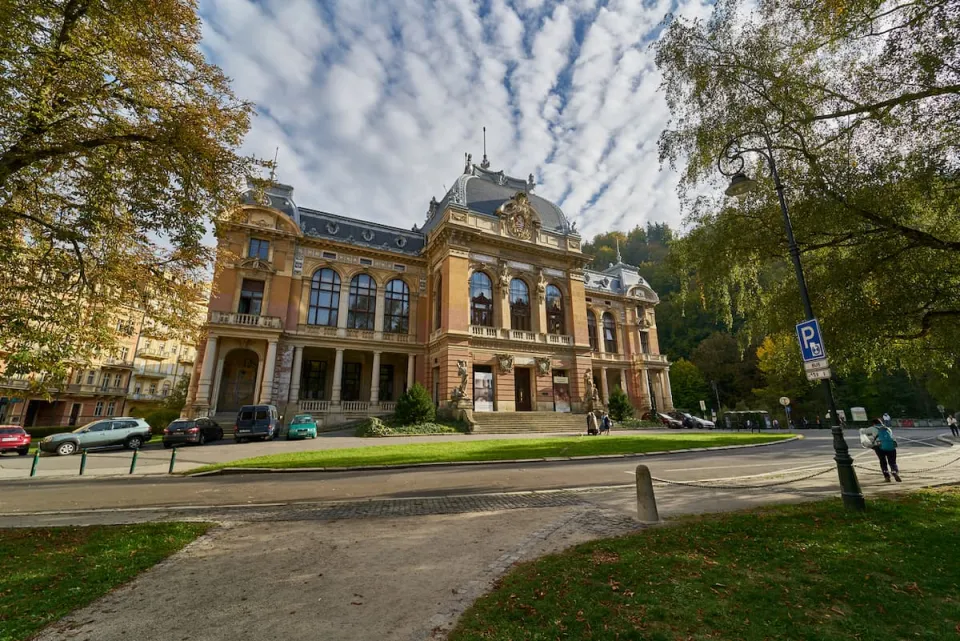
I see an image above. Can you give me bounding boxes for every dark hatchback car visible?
[162,418,224,448]
[234,405,281,443]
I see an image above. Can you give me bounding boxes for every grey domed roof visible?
[423,162,574,235]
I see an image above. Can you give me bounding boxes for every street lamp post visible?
[719,132,866,511]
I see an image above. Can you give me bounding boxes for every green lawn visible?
[0,523,210,641]
[188,433,792,473]
[450,488,960,641]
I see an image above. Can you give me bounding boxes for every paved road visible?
[0,429,951,515]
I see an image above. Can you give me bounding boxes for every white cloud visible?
[199,0,713,240]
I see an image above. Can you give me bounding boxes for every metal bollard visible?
[79,450,88,476]
[30,450,40,477]
[635,464,660,524]
[168,448,177,474]
[129,449,139,474]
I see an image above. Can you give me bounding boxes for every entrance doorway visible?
[69,403,81,426]
[217,348,260,412]
[514,367,532,411]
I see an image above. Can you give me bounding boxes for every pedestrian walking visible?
[772,418,780,429]
[882,412,892,426]
[600,412,612,435]
[948,413,959,438]
[860,418,901,482]
[801,417,809,429]
[586,411,599,436]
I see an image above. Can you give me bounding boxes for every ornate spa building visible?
[186,154,673,428]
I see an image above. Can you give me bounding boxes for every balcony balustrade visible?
[209,311,282,329]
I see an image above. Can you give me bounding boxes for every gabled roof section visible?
[584,261,659,303]
[299,208,425,256]
[423,158,576,236]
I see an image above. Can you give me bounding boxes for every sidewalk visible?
[21,441,960,641]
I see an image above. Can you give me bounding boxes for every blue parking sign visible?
[796,319,827,362]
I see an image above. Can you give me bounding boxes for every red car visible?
[0,425,31,456]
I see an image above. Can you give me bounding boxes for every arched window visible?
[545,285,564,335]
[602,311,618,353]
[347,274,377,330]
[434,275,442,330]
[509,278,530,331]
[587,311,599,351]
[384,279,410,334]
[470,272,494,327]
[308,268,340,326]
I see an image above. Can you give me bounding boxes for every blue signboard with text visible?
[796,319,827,362]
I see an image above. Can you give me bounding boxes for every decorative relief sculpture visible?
[326,222,339,235]
[536,269,547,303]
[452,360,470,401]
[396,236,408,248]
[498,261,511,291]
[362,229,374,241]
[496,353,514,374]
[496,192,540,241]
[237,257,274,272]
[535,357,551,377]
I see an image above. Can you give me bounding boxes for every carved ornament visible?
[496,192,540,241]
[535,357,551,377]
[496,353,514,374]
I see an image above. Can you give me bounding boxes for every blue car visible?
[286,414,318,440]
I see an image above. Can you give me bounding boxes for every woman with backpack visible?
[860,418,901,482]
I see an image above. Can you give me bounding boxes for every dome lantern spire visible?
[480,126,490,169]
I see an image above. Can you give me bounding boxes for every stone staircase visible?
[470,411,587,434]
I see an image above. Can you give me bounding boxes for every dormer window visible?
[249,238,269,261]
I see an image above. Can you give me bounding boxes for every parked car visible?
[163,418,223,448]
[234,405,281,443]
[669,411,716,430]
[286,414,318,440]
[39,417,152,456]
[642,411,684,429]
[0,425,30,456]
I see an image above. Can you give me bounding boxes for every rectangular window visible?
[114,373,123,387]
[342,363,362,402]
[119,347,129,361]
[359,258,373,266]
[94,401,104,417]
[322,251,336,259]
[300,361,328,400]
[248,238,270,260]
[106,401,116,416]
[149,383,157,394]
[238,279,265,315]
[86,371,95,385]
[379,365,395,402]
[393,264,406,272]
[640,331,650,354]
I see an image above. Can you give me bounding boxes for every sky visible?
[198,0,713,241]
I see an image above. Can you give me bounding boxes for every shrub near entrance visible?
[607,387,634,422]
[395,383,435,425]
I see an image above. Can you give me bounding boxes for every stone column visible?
[374,288,386,335]
[536,292,548,336]
[259,340,278,404]
[210,353,227,414]
[370,351,381,405]
[331,348,344,404]
[620,368,630,400]
[595,310,605,355]
[288,346,304,403]
[662,368,674,410]
[406,354,415,391]
[600,367,610,404]
[336,286,350,331]
[641,368,651,410]
[195,336,218,405]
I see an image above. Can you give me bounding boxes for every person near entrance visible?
[586,411,599,436]
[600,412,612,435]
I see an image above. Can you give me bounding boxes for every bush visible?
[608,387,634,422]
[354,417,393,437]
[395,382,435,425]
[143,409,182,434]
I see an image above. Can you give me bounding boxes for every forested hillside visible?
[583,225,947,421]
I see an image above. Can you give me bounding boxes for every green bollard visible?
[129,449,139,474]
[168,448,177,474]
[30,450,40,477]
[79,450,87,476]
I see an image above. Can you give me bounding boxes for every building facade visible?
[186,158,673,427]
[0,313,198,427]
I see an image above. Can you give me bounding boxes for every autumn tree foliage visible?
[0,0,264,387]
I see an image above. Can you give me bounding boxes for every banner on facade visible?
[474,371,494,412]
[552,376,571,413]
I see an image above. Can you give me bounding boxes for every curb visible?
[187,434,803,477]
